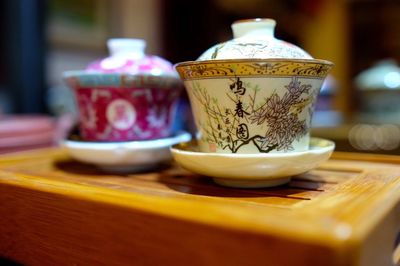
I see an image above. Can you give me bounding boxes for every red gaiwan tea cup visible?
[64,39,182,142]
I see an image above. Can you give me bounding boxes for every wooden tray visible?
[0,148,400,266]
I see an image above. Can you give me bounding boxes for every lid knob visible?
[231,18,276,39]
[107,38,146,59]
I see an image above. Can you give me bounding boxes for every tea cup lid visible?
[86,38,178,77]
[197,18,313,61]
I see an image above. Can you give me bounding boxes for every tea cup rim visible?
[175,58,334,69]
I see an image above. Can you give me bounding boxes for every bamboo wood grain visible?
[0,148,399,266]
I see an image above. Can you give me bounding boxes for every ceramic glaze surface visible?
[175,19,333,154]
[171,137,335,188]
[74,85,180,141]
[185,75,322,153]
[198,19,312,61]
[63,131,191,172]
[64,39,182,142]
[176,59,333,154]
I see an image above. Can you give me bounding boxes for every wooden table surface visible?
[1,148,400,266]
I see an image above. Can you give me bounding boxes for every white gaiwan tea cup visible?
[175,18,333,154]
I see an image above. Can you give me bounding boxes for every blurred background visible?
[0,0,400,154]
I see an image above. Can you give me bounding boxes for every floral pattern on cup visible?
[75,86,180,141]
[64,39,182,142]
[186,76,319,153]
[175,19,333,154]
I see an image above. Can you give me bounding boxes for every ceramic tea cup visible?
[175,19,333,154]
[64,39,182,142]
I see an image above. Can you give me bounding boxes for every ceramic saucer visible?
[170,137,335,188]
[62,131,191,172]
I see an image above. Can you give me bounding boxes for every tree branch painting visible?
[191,77,314,153]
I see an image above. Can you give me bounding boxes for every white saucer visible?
[62,131,191,172]
[170,138,335,188]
